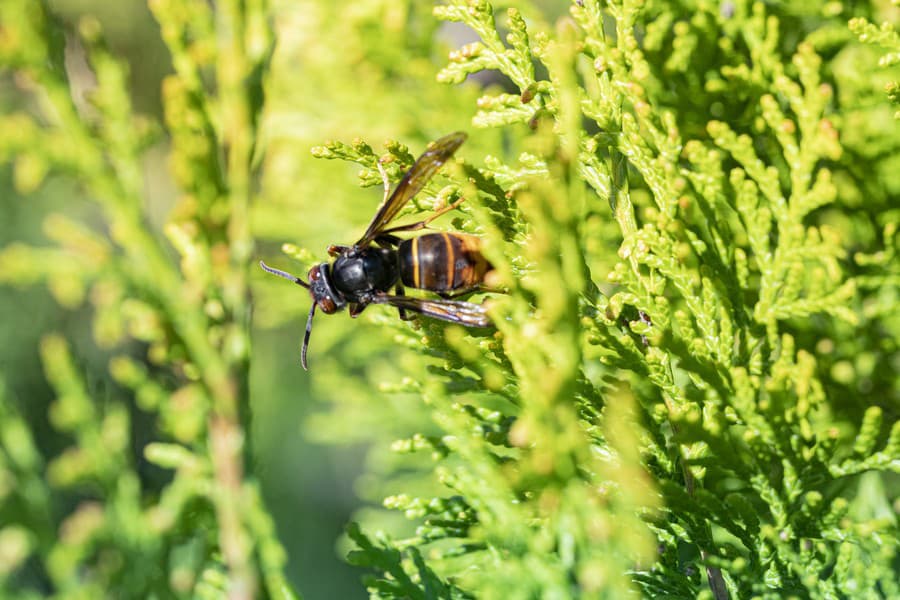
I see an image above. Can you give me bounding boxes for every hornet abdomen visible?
[399,232,491,293]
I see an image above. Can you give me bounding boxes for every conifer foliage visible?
[0,1,898,598]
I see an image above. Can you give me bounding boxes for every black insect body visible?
[329,247,399,308]
[260,132,493,369]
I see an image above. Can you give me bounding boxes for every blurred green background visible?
[0,5,345,600]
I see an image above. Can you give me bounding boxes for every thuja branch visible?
[151,0,274,595]
[0,1,284,597]
[203,0,273,595]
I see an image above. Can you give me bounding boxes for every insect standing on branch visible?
[260,132,494,369]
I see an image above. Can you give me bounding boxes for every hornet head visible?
[259,260,347,369]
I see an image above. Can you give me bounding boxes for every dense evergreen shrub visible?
[0,1,897,598]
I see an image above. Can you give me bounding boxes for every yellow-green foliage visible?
[0,0,898,599]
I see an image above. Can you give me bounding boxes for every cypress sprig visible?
[850,16,900,117]
[0,1,291,597]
